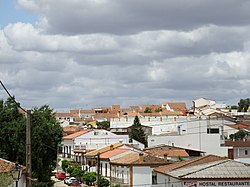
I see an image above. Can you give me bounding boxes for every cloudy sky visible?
[1,0,250,111]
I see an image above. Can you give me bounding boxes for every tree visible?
[0,172,13,187]
[238,98,250,112]
[96,121,110,129]
[100,177,110,187]
[83,172,97,186]
[31,105,63,182]
[129,116,148,147]
[0,97,63,186]
[155,107,162,112]
[144,107,152,113]
[62,160,71,172]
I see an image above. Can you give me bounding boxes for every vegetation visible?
[0,97,63,186]
[96,121,110,129]
[61,160,71,172]
[229,130,249,141]
[155,107,162,112]
[144,107,152,113]
[129,116,148,147]
[0,172,13,187]
[82,172,97,186]
[238,98,250,112]
[67,166,84,180]
[100,177,110,187]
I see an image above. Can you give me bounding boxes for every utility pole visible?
[26,110,32,187]
[97,152,101,187]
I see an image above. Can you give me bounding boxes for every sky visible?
[1,0,250,111]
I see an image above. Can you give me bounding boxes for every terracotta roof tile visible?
[0,158,25,173]
[111,153,172,165]
[63,125,81,133]
[100,148,129,159]
[63,129,92,140]
[145,149,189,157]
[154,154,225,174]
[162,102,187,111]
[85,143,124,157]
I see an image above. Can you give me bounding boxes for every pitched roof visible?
[0,158,25,173]
[0,158,15,173]
[226,122,250,130]
[63,129,92,140]
[162,102,187,111]
[100,148,129,159]
[85,143,123,157]
[145,149,189,157]
[111,153,172,165]
[225,140,250,147]
[154,154,224,174]
[167,159,250,179]
[63,125,81,133]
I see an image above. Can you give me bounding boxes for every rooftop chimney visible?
[110,144,114,150]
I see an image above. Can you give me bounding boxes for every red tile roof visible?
[0,158,25,173]
[145,149,189,157]
[100,148,129,159]
[154,154,224,174]
[63,129,92,140]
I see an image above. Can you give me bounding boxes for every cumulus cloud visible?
[1,1,250,109]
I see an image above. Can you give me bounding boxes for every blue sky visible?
[0,0,37,28]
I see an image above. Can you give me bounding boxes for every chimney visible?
[139,153,144,163]
[110,144,114,150]
[163,153,169,160]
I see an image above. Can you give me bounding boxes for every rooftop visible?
[63,129,92,140]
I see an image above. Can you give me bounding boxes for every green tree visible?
[83,172,97,186]
[238,98,250,112]
[31,105,63,182]
[129,116,148,147]
[0,97,26,164]
[96,121,110,129]
[61,160,71,172]
[155,107,162,112]
[144,107,152,113]
[100,177,110,187]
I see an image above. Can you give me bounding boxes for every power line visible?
[0,80,28,114]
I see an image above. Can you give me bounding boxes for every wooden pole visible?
[26,110,32,187]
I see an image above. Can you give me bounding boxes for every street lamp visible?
[11,163,22,187]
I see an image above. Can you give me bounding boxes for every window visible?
[105,163,108,177]
[152,172,157,185]
[207,128,219,134]
[245,150,248,155]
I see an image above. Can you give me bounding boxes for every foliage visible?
[230,105,238,110]
[100,177,110,187]
[31,105,63,182]
[67,166,84,180]
[0,97,63,184]
[62,160,71,172]
[0,172,13,187]
[229,130,248,141]
[155,107,162,112]
[82,172,97,186]
[177,156,184,161]
[238,98,250,112]
[129,116,148,147]
[144,107,152,113]
[0,97,26,163]
[96,121,110,129]
[112,184,121,187]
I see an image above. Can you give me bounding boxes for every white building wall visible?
[149,118,230,156]
[133,166,152,187]
[157,173,182,187]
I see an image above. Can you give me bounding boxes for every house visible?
[62,129,145,160]
[225,140,250,164]
[148,116,233,156]
[144,149,189,161]
[154,155,250,187]
[110,152,172,187]
[0,158,26,187]
[84,144,143,173]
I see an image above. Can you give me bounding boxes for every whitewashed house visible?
[154,155,250,187]
[62,129,144,160]
[148,116,234,156]
[110,152,172,187]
